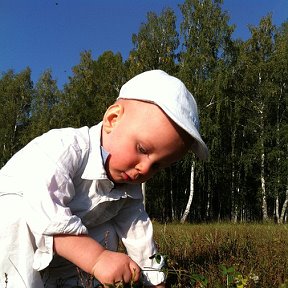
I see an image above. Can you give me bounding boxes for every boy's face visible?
[101,100,191,184]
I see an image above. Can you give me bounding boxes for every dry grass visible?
[152,222,288,287]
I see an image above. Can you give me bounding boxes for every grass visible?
[152,222,288,287]
[72,222,288,287]
[6,222,288,287]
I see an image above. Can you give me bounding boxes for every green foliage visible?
[0,2,288,223]
[20,69,61,144]
[128,8,179,75]
[60,50,125,128]
[0,68,33,166]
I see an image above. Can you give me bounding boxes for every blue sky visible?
[1,0,287,88]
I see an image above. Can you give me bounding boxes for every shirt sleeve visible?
[112,197,166,285]
[1,129,89,271]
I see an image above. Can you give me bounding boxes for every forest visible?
[0,0,287,224]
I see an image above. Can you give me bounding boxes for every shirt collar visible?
[100,146,110,165]
[81,122,113,186]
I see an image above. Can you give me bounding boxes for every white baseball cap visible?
[117,70,209,160]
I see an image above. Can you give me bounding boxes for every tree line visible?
[1,0,287,223]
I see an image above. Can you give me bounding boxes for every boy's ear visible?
[102,103,124,133]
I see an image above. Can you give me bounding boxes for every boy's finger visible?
[129,262,141,282]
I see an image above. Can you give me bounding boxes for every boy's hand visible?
[53,235,140,286]
[91,250,141,286]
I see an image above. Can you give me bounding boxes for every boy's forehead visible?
[122,99,193,146]
[122,99,170,120]
[117,70,208,160]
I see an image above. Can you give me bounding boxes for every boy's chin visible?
[113,177,146,185]
[108,171,149,184]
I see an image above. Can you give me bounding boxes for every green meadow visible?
[152,222,288,287]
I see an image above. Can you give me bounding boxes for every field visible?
[4,222,288,287]
[152,222,288,287]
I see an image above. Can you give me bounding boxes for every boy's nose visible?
[135,160,152,175]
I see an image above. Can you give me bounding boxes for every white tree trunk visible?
[280,184,288,224]
[180,161,195,223]
[260,149,268,220]
[260,112,268,221]
[275,95,282,223]
[258,73,268,221]
[275,195,280,223]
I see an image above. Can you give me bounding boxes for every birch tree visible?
[242,15,276,221]
[268,21,288,223]
[21,69,60,144]
[180,161,195,223]
[236,15,275,221]
[0,68,33,167]
[178,0,234,220]
[61,50,125,128]
[128,8,179,76]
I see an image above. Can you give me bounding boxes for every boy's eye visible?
[138,144,147,154]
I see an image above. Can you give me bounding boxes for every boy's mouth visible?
[121,172,132,181]
[121,171,140,182]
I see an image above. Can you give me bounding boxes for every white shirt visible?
[0,123,157,274]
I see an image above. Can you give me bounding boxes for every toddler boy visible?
[0,70,208,288]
